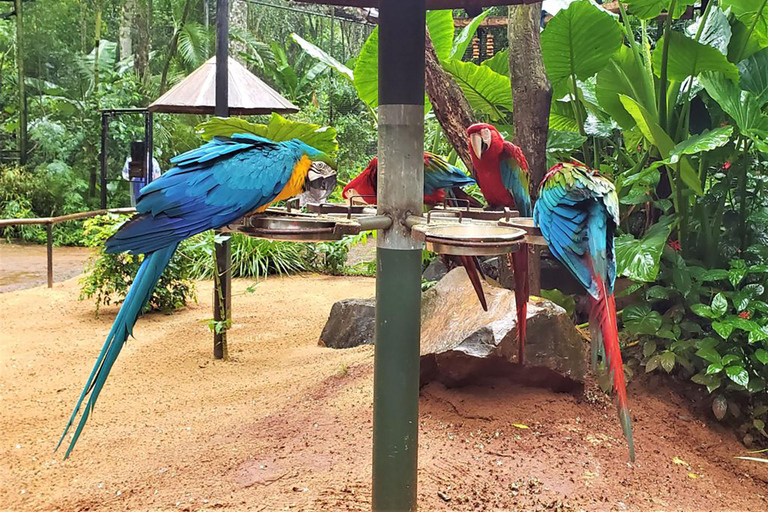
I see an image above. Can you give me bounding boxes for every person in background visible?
[122,155,162,207]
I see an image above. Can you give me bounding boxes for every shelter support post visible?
[372,0,425,510]
[100,113,109,209]
[46,224,53,288]
[145,111,154,184]
[212,0,231,360]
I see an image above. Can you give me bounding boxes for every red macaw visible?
[343,152,488,310]
[342,152,480,207]
[467,123,532,362]
[534,161,635,461]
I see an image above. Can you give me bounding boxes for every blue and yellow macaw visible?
[534,160,635,461]
[58,133,336,458]
[467,123,532,359]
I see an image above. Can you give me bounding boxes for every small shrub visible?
[79,214,196,314]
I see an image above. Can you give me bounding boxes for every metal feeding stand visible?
[211,0,544,510]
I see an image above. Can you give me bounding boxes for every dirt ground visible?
[1,274,767,512]
[0,242,92,293]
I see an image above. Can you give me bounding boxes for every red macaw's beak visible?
[469,126,493,160]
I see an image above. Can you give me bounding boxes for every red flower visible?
[667,239,681,252]
[723,161,732,170]
[739,311,751,320]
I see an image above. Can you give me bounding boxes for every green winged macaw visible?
[467,123,531,361]
[534,160,635,462]
[58,133,337,458]
[342,151,490,310]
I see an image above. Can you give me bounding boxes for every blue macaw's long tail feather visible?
[57,244,178,458]
[510,247,529,365]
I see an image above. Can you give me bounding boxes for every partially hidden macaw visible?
[343,152,490,311]
[342,151,481,207]
[467,123,532,363]
[58,133,337,458]
[533,160,635,462]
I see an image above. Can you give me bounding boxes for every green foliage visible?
[196,114,339,158]
[78,214,196,314]
[624,251,768,440]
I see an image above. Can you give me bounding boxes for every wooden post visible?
[46,224,53,288]
[509,2,552,296]
[213,0,231,360]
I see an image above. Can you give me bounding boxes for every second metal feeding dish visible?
[411,221,526,256]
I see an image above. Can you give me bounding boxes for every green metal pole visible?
[372,0,425,510]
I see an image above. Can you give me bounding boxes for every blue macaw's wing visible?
[423,152,476,195]
[499,142,532,217]
[107,135,304,255]
[533,162,617,298]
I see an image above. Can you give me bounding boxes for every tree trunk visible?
[135,0,150,80]
[92,0,103,93]
[229,0,248,58]
[14,0,26,165]
[119,0,135,62]
[159,0,194,93]
[508,3,552,296]
[423,32,475,171]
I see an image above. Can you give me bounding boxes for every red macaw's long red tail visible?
[509,247,529,365]
[458,255,487,311]
[590,279,636,462]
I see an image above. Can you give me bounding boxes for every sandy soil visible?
[0,242,92,293]
[1,275,767,512]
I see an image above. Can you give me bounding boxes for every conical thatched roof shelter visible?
[149,56,298,115]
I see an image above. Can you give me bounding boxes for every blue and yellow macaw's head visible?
[293,140,338,204]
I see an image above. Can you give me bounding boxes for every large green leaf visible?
[451,10,490,59]
[196,114,338,157]
[728,14,768,63]
[738,48,768,107]
[700,72,768,133]
[686,6,731,55]
[353,11,456,111]
[626,0,695,19]
[616,217,674,282]
[596,45,657,130]
[619,95,704,194]
[652,32,739,82]
[290,33,354,81]
[623,304,663,335]
[667,126,734,164]
[426,10,455,62]
[441,59,513,120]
[547,129,587,153]
[541,1,622,96]
[353,28,380,109]
[482,49,509,76]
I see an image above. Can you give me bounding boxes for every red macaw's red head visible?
[467,123,505,163]
[342,157,378,204]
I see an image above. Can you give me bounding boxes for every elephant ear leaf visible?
[616,217,674,282]
[541,1,623,98]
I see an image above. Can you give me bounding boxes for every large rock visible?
[319,268,588,388]
[419,268,588,388]
[318,298,375,348]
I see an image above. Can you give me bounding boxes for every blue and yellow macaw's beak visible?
[304,161,337,204]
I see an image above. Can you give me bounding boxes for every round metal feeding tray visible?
[235,214,360,242]
[411,222,526,256]
[499,217,546,245]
